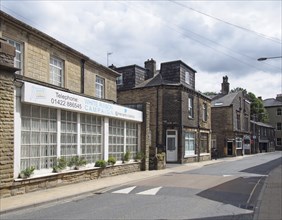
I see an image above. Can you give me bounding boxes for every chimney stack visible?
[221,75,229,95]
[276,94,282,102]
[144,58,156,80]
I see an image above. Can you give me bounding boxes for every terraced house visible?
[263,94,282,151]
[211,76,251,157]
[0,11,144,197]
[113,58,212,168]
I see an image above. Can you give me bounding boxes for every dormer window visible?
[185,71,194,86]
[116,74,123,85]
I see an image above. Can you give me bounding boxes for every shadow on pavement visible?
[239,157,282,175]
[197,176,264,210]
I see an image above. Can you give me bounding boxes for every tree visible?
[248,92,268,122]
[230,87,246,93]
[230,87,268,122]
[203,91,218,96]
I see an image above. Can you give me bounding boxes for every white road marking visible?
[223,175,233,177]
[137,187,162,195]
[112,186,136,194]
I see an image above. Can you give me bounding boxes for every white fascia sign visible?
[21,82,143,122]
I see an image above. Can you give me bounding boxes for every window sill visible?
[184,154,197,158]
[200,153,210,156]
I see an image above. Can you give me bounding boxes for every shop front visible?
[14,81,143,178]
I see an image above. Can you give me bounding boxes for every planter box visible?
[0,163,141,198]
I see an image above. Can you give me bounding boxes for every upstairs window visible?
[188,97,194,118]
[50,57,64,87]
[277,108,281,116]
[7,38,23,74]
[277,122,281,131]
[116,74,123,85]
[236,112,241,130]
[202,103,207,121]
[96,76,105,99]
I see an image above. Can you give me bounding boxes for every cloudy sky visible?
[1,0,281,99]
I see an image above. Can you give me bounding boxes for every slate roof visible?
[263,98,282,107]
[250,120,274,128]
[211,92,239,107]
[134,72,210,99]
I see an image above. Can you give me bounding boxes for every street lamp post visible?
[107,52,113,67]
[257,56,282,61]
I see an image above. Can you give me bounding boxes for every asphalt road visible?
[2,153,281,220]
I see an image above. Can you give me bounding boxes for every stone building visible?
[211,76,251,157]
[263,94,282,151]
[113,59,212,168]
[0,11,144,197]
[250,121,275,153]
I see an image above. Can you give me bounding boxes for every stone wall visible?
[0,39,16,194]
[1,163,141,198]
[2,14,117,102]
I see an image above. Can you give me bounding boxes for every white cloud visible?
[1,0,281,99]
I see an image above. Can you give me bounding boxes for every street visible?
[1,153,281,220]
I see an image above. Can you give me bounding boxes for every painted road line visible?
[112,186,136,194]
[137,187,162,195]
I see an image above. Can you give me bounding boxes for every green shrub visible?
[123,151,131,162]
[107,157,116,166]
[19,166,35,178]
[156,152,166,161]
[68,156,87,168]
[53,157,68,173]
[95,160,107,168]
[134,151,144,162]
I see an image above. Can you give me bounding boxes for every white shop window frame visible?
[14,87,141,178]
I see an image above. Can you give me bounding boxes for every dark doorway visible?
[227,142,233,155]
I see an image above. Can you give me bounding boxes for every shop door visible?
[166,130,178,162]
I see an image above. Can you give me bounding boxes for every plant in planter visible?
[19,166,35,179]
[156,152,166,170]
[53,157,67,173]
[156,152,165,161]
[122,151,131,163]
[67,156,87,170]
[95,160,107,168]
[107,156,116,166]
[134,151,144,162]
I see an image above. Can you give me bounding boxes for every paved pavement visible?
[0,155,281,220]
[254,164,282,220]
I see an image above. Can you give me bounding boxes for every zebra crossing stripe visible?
[137,187,162,195]
[112,186,136,194]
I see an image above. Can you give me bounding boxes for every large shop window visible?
[200,133,208,153]
[185,132,195,156]
[109,119,124,160]
[21,104,57,170]
[80,114,103,163]
[126,122,138,159]
[60,110,77,160]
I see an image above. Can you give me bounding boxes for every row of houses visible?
[0,11,279,197]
